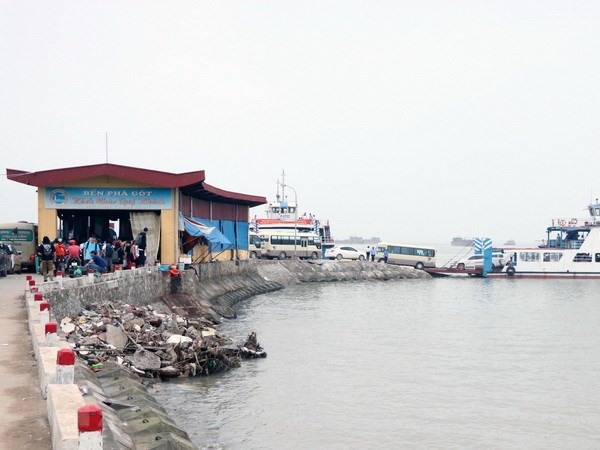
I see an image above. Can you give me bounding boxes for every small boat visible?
[451,237,473,247]
[488,200,600,279]
[503,240,516,246]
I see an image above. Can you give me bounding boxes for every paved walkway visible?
[0,272,51,448]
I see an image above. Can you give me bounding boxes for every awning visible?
[178,213,232,246]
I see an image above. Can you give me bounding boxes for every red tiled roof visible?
[6,163,267,206]
[7,163,205,188]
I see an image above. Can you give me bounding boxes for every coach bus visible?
[375,242,436,269]
[0,221,38,272]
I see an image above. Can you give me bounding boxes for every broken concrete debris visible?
[64,301,266,378]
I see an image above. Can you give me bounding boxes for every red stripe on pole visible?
[56,270,62,276]
[45,322,58,334]
[34,293,43,301]
[28,280,36,286]
[39,301,50,312]
[26,275,32,281]
[78,405,103,432]
[56,348,75,366]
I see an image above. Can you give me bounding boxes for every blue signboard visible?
[44,187,172,210]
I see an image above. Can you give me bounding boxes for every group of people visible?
[365,246,389,263]
[365,246,376,261]
[37,227,149,281]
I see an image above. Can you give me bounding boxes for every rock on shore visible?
[254,259,431,285]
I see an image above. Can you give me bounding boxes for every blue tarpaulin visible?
[179,213,233,248]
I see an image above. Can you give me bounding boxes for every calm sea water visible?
[152,275,600,449]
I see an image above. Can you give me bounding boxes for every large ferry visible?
[488,200,600,278]
[250,172,334,245]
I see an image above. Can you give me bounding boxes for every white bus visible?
[261,231,322,260]
[0,221,38,272]
[375,242,436,269]
[248,231,262,259]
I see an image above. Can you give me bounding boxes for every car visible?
[455,252,505,270]
[325,246,365,261]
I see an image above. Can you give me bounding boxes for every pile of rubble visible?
[60,301,266,379]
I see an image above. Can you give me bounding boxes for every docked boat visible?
[250,172,334,245]
[488,200,600,278]
[451,237,473,247]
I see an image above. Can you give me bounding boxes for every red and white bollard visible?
[56,270,63,289]
[56,348,75,384]
[29,279,39,293]
[39,301,50,325]
[45,322,59,347]
[78,404,103,449]
[88,269,94,285]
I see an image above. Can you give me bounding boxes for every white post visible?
[57,270,63,290]
[88,269,94,285]
[45,322,58,347]
[39,301,50,325]
[78,405,103,449]
[56,348,75,384]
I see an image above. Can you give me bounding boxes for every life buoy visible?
[570,218,578,226]
[558,219,566,226]
[506,266,515,276]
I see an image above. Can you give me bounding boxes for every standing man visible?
[135,227,148,266]
[37,236,55,282]
[370,245,376,262]
[366,246,370,260]
[83,234,101,264]
[383,249,389,264]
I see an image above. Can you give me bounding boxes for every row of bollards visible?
[26,275,103,449]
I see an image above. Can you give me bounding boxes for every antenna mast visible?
[105,132,109,163]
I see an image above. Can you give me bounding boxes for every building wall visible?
[36,178,179,264]
[36,180,253,263]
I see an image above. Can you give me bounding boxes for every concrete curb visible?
[24,278,103,449]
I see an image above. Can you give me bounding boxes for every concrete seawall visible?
[30,259,428,447]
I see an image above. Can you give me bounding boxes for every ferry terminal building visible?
[7,164,267,265]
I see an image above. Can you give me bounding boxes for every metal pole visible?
[283,183,298,258]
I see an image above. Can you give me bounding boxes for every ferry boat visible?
[250,172,334,246]
[488,200,600,279]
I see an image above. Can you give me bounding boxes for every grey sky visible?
[2,1,599,245]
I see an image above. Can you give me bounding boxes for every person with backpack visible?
[37,236,55,282]
[135,227,148,266]
[112,240,124,267]
[54,238,67,273]
[82,234,101,264]
[103,240,115,273]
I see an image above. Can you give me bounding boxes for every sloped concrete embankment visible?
[252,259,431,285]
